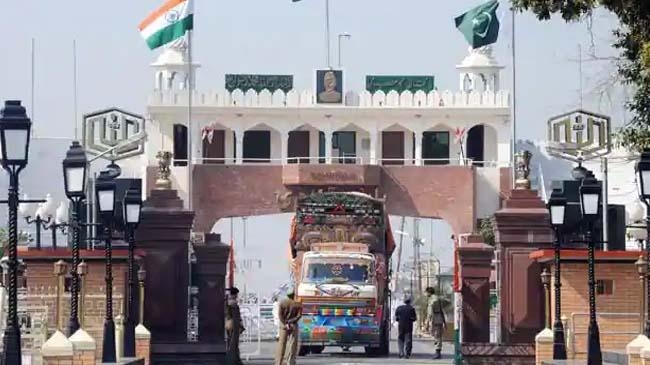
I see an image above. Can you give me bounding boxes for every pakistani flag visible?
[454,0,500,49]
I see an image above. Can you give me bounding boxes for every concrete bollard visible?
[535,328,554,365]
[41,330,73,365]
[69,328,97,365]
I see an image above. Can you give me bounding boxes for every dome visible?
[151,47,189,67]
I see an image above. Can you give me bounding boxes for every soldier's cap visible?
[228,287,240,295]
[286,288,295,296]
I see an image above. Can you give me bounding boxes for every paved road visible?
[241,339,455,364]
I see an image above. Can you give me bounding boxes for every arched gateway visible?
[138,44,513,362]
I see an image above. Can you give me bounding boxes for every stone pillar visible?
[457,235,493,342]
[628,335,650,365]
[494,188,553,344]
[234,128,244,165]
[534,328,553,365]
[136,324,152,365]
[194,233,229,344]
[369,130,378,165]
[414,129,423,166]
[324,129,333,164]
[135,188,195,343]
[280,130,289,164]
[69,328,97,365]
[42,330,74,365]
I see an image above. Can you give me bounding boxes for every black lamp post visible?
[636,149,650,337]
[62,140,88,336]
[547,187,568,359]
[540,267,551,329]
[580,173,603,364]
[123,184,142,358]
[96,170,117,363]
[636,255,647,334]
[0,100,33,365]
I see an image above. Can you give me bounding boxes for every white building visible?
[144,45,512,211]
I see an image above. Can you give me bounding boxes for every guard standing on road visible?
[426,287,446,359]
[275,288,302,365]
[226,287,245,365]
[395,295,417,359]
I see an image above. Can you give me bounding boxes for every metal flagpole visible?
[510,7,517,187]
[187,31,194,210]
[31,38,35,138]
[325,0,331,68]
[73,40,79,140]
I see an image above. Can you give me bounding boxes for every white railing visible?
[174,156,509,167]
[149,89,510,109]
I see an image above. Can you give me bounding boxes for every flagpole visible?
[510,7,517,187]
[187,30,194,211]
[31,38,35,138]
[73,39,79,140]
[326,0,331,68]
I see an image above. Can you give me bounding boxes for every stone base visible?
[460,343,535,365]
[150,342,226,365]
[146,189,184,209]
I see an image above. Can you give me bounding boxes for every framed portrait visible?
[315,69,344,104]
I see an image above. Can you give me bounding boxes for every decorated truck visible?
[288,191,395,356]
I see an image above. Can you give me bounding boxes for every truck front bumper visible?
[299,315,381,346]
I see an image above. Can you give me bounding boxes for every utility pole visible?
[414,218,423,295]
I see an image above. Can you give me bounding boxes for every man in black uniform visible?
[395,295,417,359]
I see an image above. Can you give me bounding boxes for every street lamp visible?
[0,100,32,365]
[338,33,351,68]
[62,140,88,336]
[580,173,603,364]
[122,184,142,358]
[547,187,567,359]
[96,170,116,363]
[636,255,647,334]
[20,193,55,249]
[636,149,650,337]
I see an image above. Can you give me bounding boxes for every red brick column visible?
[135,324,151,365]
[457,235,494,343]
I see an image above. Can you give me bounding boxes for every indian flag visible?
[139,0,194,50]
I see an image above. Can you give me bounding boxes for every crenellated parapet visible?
[148,88,510,109]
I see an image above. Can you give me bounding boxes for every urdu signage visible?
[546,109,611,162]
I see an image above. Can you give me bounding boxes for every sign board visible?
[82,108,146,161]
[225,74,293,93]
[546,109,611,162]
[365,75,435,94]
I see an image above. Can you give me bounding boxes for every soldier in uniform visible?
[426,287,446,359]
[275,288,302,365]
[225,287,245,365]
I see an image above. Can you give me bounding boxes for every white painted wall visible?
[475,167,501,219]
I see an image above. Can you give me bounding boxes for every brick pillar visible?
[41,330,74,365]
[194,233,229,344]
[135,188,195,343]
[136,324,152,365]
[457,235,493,343]
[629,335,650,365]
[535,328,553,365]
[642,343,650,365]
[69,328,97,365]
[494,189,553,344]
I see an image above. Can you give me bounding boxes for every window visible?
[596,279,614,295]
[243,130,271,163]
[422,131,450,165]
[173,124,188,166]
[333,131,356,163]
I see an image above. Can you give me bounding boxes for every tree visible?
[510,1,650,152]
[479,216,496,246]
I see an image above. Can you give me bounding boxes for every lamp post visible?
[540,267,551,329]
[96,169,117,363]
[337,33,351,68]
[62,140,88,336]
[580,173,603,364]
[636,255,647,333]
[0,100,33,365]
[122,184,142,357]
[636,149,650,337]
[19,194,54,249]
[547,187,568,359]
[138,266,147,325]
[45,202,69,250]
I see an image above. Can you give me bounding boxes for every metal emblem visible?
[546,109,611,162]
[82,108,146,161]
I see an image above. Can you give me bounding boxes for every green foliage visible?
[511,1,650,152]
[479,216,496,246]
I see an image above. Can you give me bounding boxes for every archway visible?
[466,124,498,166]
[243,123,281,164]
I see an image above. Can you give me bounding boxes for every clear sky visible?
[0,0,629,296]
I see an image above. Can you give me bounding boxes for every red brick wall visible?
[549,262,642,358]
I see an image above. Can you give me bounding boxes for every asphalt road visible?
[241,339,455,364]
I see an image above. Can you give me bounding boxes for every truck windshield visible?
[303,262,371,284]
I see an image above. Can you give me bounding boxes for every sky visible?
[0,0,630,296]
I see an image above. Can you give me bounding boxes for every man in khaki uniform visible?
[426,287,446,359]
[275,288,302,365]
[225,287,245,365]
